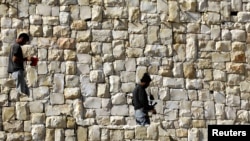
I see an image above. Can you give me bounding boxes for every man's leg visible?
[135,109,150,126]
[12,70,29,95]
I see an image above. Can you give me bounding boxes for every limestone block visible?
[59,12,70,25]
[1,17,11,28]
[110,116,124,125]
[164,109,178,120]
[170,89,188,101]
[77,126,88,141]
[43,16,59,25]
[85,109,95,118]
[0,93,8,106]
[111,105,128,116]
[188,128,199,141]
[31,113,46,124]
[128,23,147,34]
[204,101,215,119]
[65,75,79,87]
[221,29,231,40]
[55,129,65,141]
[213,70,226,81]
[92,30,112,42]
[76,30,91,42]
[104,7,126,19]
[129,34,145,48]
[88,125,100,141]
[1,29,16,43]
[30,25,43,37]
[220,1,230,20]
[110,129,124,141]
[236,110,249,123]
[60,0,77,5]
[2,107,15,122]
[37,48,47,62]
[18,0,29,18]
[3,120,23,132]
[147,123,159,140]
[84,97,102,108]
[176,128,188,138]
[111,93,126,105]
[110,75,120,93]
[36,4,51,16]
[102,98,111,108]
[203,12,220,24]
[53,26,70,37]
[80,76,96,96]
[113,40,125,59]
[45,129,55,141]
[6,133,24,141]
[215,103,225,119]
[89,70,105,83]
[76,42,90,53]
[121,82,135,93]
[52,74,64,93]
[126,47,143,58]
[92,5,102,22]
[0,4,8,17]
[77,63,90,75]
[163,78,184,89]
[231,0,242,11]
[228,74,241,86]
[48,61,61,73]
[50,93,65,105]
[31,124,45,140]
[37,61,48,74]
[29,15,42,25]
[114,19,128,30]
[226,94,240,107]
[79,6,91,20]
[71,20,87,30]
[64,87,80,99]
[33,86,50,100]
[100,128,109,141]
[48,49,63,61]
[144,45,167,57]
[24,120,31,132]
[29,101,44,113]
[125,58,136,72]
[12,18,22,28]
[135,126,147,140]
[179,117,191,128]
[16,102,29,120]
[95,109,111,117]
[113,60,125,72]
[231,30,246,42]
[97,83,110,98]
[215,41,231,51]
[168,1,179,22]
[128,7,140,22]
[213,91,226,104]
[57,38,76,49]
[67,117,76,128]
[102,62,113,76]
[124,129,134,139]
[64,50,76,61]
[46,116,67,128]
[77,0,89,5]
[112,31,128,40]
[211,52,230,62]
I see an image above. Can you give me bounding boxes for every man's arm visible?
[12,55,31,63]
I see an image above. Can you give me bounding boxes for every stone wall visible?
[0,0,250,140]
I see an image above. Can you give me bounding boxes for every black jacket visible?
[132,84,154,111]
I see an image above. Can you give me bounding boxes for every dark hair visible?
[140,73,152,82]
[18,33,29,41]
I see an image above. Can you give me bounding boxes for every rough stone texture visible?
[1,0,250,140]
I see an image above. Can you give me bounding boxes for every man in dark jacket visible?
[8,33,32,96]
[133,73,156,126]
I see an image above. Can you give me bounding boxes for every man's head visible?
[16,33,29,45]
[140,73,152,88]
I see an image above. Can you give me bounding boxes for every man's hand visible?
[151,109,156,114]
